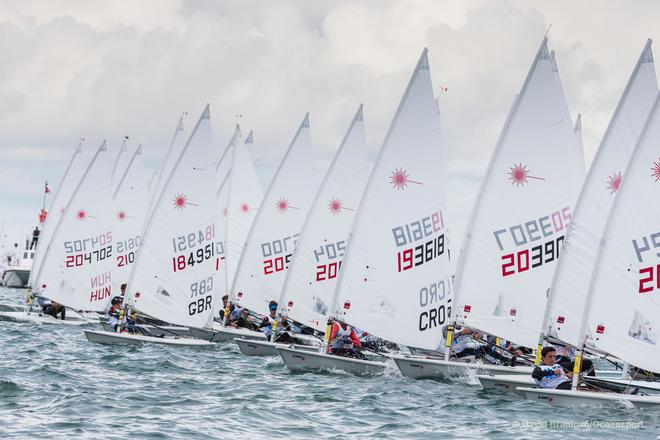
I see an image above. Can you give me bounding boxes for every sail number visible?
[65,246,112,267]
[314,240,345,281]
[396,234,445,272]
[172,243,216,272]
[639,265,660,293]
[172,225,215,252]
[264,254,292,275]
[501,236,563,277]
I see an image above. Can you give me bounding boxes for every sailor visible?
[445,326,517,366]
[109,284,126,308]
[258,301,279,338]
[531,346,573,390]
[231,308,258,331]
[42,300,66,320]
[551,343,595,377]
[107,298,123,331]
[328,321,364,359]
[30,227,40,250]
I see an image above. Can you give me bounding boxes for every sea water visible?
[1,286,658,439]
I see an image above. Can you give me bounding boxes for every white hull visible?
[517,386,660,408]
[189,324,268,343]
[479,374,660,396]
[100,322,191,337]
[2,268,30,288]
[392,354,532,380]
[277,346,387,375]
[0,303,26,312]
[83,329,215,346]
[0,310,92,326]
[235,338,320,356]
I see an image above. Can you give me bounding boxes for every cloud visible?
[0,0,658,246]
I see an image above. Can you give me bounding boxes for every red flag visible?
[44,182,50,194]
[39,209,48,224]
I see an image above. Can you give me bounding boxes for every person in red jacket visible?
[328,321,364,359]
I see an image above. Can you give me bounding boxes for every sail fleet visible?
[5,37,660,407]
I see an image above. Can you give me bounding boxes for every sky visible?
[1,0,659,247]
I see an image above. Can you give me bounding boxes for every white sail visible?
[112,145,150,296]
[127,105,220,328]
[452,38,585,348]
[146,117,185,219]
[544,40,657,347]
[580,92,660,373]
[111,138,130,190]
[333,49,452,350]
[225,129,263,295]
[230,114,327,317]
[29,140,89,288]
[573,114,586,175]
[34,141,114,311]
[279,105,369,332]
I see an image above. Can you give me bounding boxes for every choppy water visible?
[1,287,658,439]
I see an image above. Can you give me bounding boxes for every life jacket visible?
[534,364,569,389]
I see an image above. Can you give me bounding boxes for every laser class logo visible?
[507,163,545,187]
[651,158,660,182]
[390,168,422,190]
[606,172,622,194]
[173,193,197,210]
[328,198,354,215]
[275,198,299,214]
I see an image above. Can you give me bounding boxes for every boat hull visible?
[235,338,319,356]
[189,325,268,343]
[392,354,532,379]
[2,269,30,288]
[277,346,387,375]
[0,310,91,326]
[517,386,660,408]
[100,322,191,337]
[83,330,215,346]
[479,374,660,396]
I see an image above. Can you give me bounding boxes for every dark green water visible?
[1,287,658,439]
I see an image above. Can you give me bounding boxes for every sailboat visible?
[279,47,452,375]
[237,105,369,357]
[1,141,113,325]
[26,140,89,293]
[479,40,660,392]
[517,90,660,407]
[111,145,150,297]
[200,114,328,344]
[84,105,219,346]
[395,38,585,379]
[185,126,265,342]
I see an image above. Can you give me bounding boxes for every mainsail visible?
[34,141,114,311]
[230,114,327,317]
[127,105,220,328]
[225,129,263,295]
[112,145,150,296]
[544,40,658,347]
[579,91,660,373]
[146,117,186,219]
[333,48,452,350]
[452,38,585,348]
[29,139,89,288]
[279,105,369,332]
